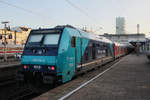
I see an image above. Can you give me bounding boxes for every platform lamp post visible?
[1,21,9,62]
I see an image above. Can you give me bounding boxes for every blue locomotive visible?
[17,25,128,85]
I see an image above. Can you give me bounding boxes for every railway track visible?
[7,87,35,100]
[0,75,16,86]
[0,63,20,86]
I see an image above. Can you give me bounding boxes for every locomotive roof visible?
[30,28,62,34]
[64,26,113,44]
[30,25,113,44]
[54,25,113,44]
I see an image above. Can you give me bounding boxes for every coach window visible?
[71,36,76,48]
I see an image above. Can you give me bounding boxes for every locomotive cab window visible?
[43,34,60,45]
[28,34,43,43]
[71,36,76,48]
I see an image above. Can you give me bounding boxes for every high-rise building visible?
[116,17,125,34]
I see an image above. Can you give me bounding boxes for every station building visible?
[0,27,31,45]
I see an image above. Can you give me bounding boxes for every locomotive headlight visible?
[51,66,55,70]
[48,66,55,71]
[24,65,28,69]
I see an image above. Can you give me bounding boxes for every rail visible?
[7,88,34,100]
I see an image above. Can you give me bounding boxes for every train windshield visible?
[43,34,60,45]
[28,34,43,43]
[26,34,60,46]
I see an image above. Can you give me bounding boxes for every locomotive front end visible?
[17,28,62,84]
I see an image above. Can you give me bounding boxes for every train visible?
[17,25,132,86]
[145,39,150,59]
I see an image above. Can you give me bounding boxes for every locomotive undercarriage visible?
[17,71,61,86]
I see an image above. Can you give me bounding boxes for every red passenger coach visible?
[114,43,127,58]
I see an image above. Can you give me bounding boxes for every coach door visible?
[70,36,81,73]
[75,37,82,67]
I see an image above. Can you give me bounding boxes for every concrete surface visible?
[66,54,150,100]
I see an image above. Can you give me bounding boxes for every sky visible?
[0,0,150,37]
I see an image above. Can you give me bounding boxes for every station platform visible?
[33,54,150,100]
[64,54,150,100]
